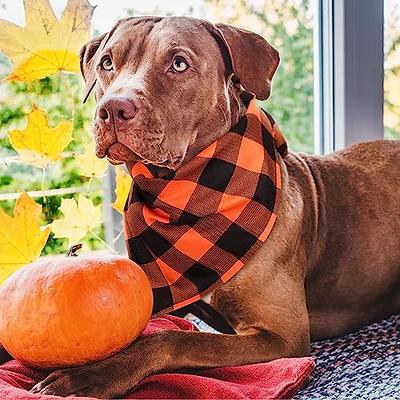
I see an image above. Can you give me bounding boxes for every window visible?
[0,0,315,257]
[0,1,391,259]
[314,0,385,153]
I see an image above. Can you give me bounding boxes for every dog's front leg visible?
[31,325,309,399]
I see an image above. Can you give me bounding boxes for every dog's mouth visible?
[100,141,184,169]
[99,142,134,165]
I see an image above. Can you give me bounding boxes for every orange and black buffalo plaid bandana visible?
[124,96,287,316]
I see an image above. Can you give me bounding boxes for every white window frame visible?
[314,0,384,154]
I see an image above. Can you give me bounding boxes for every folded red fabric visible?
[0,316,314,399]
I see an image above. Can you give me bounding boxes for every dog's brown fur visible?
[28,17,400,398]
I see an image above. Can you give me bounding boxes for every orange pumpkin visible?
[0,251,153,368]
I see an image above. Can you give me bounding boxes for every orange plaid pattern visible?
[124,94,287,315]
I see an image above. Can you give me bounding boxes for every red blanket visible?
[0,316,314,399]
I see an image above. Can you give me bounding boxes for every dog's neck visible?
[147,84,247,178]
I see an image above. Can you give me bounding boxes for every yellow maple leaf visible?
[74,141,109,177]
[0,192,50,284]
[112,166,132,214]
[50,195,102,246]
[8,105,73,168]
[0,0,95,81]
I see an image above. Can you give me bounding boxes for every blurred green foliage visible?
[206,0,314,152]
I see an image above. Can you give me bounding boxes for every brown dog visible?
[30,16,400,398]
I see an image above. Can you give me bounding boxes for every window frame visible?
[314,0,384,155]
[2,1,384,252]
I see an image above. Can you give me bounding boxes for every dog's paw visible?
[30,337,159,398]
[30,363,124,399]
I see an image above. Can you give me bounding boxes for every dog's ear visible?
[213,23,280,100]
[79,32,109,103]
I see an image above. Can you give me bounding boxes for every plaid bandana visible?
[124,96,287,316]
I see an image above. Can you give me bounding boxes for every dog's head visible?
[80,16,279,170]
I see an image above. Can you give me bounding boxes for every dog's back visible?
[296,140,400,338]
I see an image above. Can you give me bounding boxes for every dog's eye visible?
[101,56,113,71]
[171,56,189,73]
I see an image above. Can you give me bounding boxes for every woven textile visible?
[124,96,287,315]
[295,314,400,399]
[190,314,400,399]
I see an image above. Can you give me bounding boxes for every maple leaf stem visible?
[112,229,124,244]
[89,229,117,255]
[59,72,76,120]
[86,176,93,193]
[40,167,47,204]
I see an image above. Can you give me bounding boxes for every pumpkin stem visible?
[65,244,83,257]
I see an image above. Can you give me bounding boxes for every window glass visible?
[384,0,400,139]
[0,0,314,257]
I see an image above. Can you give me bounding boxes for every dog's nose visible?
[98,97,137,124]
